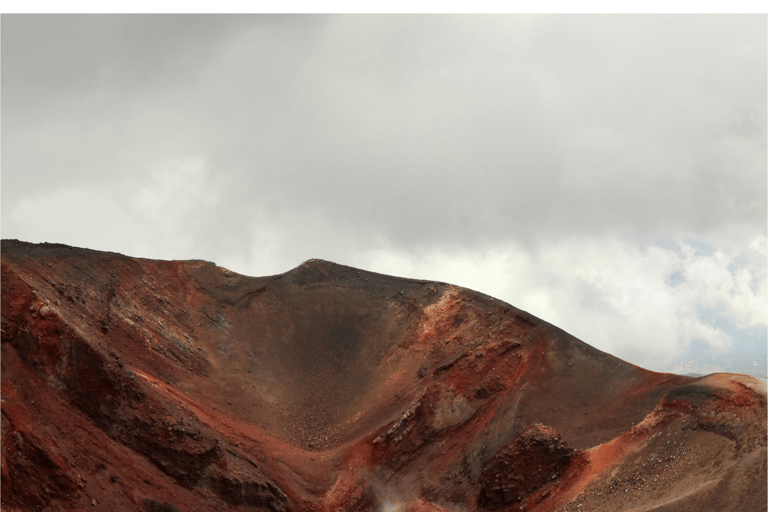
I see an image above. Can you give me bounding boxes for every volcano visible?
[2,240,765,512]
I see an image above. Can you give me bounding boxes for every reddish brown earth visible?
[1,240,766,512]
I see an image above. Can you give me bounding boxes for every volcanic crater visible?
[1,240,766,512]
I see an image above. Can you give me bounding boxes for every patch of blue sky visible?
[683,238,717,257]
[680,303,768,378]
[653,237,719,258]
[664,268,685,287]
[653,237,684,257]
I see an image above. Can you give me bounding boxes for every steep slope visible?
[2,240,765,512]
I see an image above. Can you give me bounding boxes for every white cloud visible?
[4,158,222,262]
[5,185,136,254]
[126,158,218,250]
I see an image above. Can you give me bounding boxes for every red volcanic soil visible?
[2,240,766,512]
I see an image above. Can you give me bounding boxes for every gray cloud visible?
[2,14,765,376]
[205,14,765,248]
[5,15,763,247]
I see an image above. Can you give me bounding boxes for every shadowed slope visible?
[2,240,765,512]
[188,256,450,448]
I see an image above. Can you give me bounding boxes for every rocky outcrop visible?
[478,424,576,510]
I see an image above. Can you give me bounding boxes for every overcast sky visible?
[2,14,766,377]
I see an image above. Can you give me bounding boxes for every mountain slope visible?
[2,240,765,512]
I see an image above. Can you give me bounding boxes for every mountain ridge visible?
[2,240,765,512]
